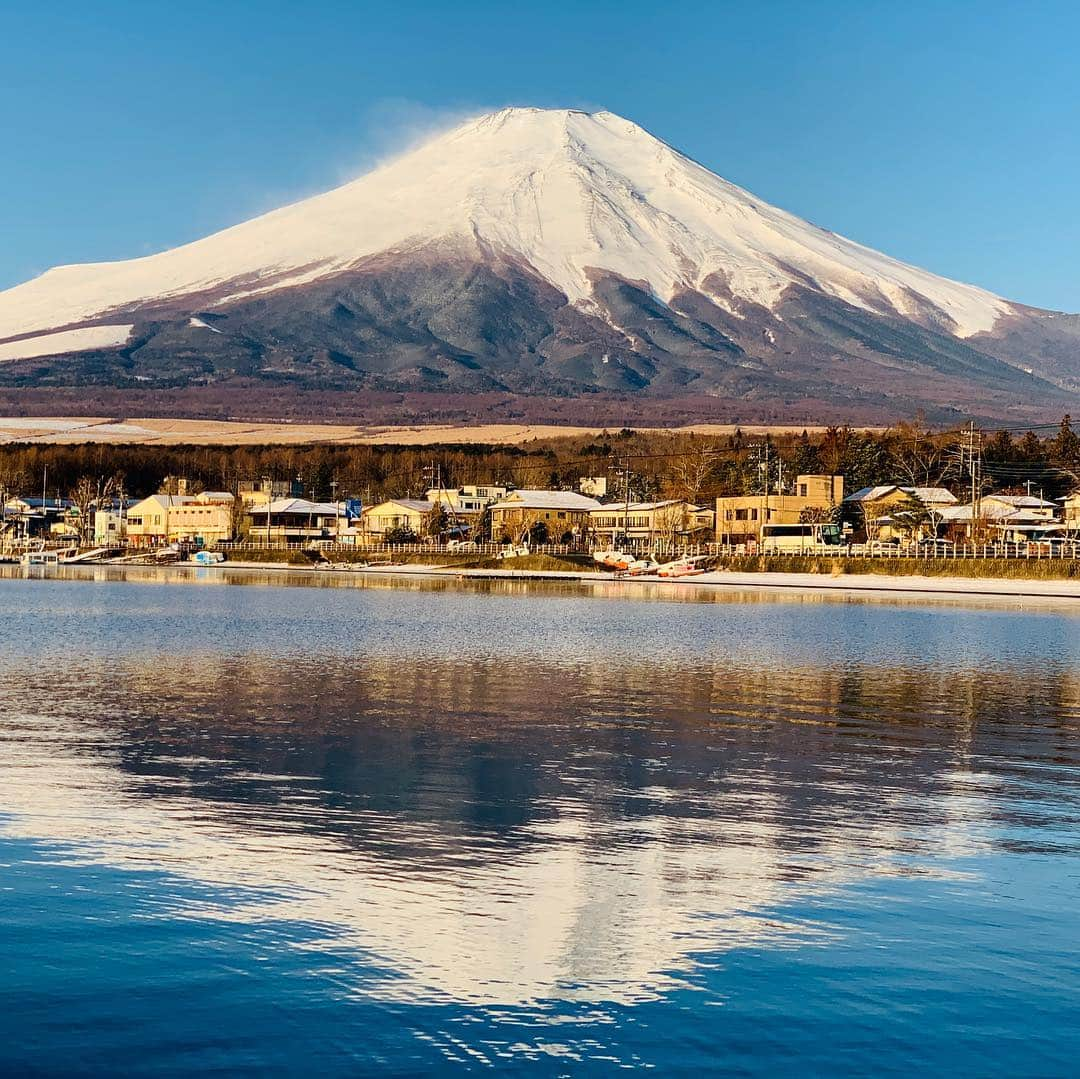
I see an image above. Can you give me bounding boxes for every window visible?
[799,484,808,497]
[735,508,748,521]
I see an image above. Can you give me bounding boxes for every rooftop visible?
[845,485,958,505]
[492,490,602,511]
[251,498,341,516]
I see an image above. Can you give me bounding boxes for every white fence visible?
[19,537,1079,563]
[706,541,1080,560]
[214,540,580,557]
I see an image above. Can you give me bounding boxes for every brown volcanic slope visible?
[0,108,1077,425]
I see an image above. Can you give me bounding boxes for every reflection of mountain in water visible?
[4,636,1080,1006]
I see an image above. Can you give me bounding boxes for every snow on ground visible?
[0,108,1013,342]
[0,417,154,444]
[0,324,133,362]
[188,316,222,333]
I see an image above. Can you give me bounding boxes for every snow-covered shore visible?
[17,561,1080,602]
[318,562,1080,600]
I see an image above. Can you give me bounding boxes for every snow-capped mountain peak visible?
[0,106,1013,344]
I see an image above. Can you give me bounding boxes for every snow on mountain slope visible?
[0,107,1016,346]
[0,324,133,362]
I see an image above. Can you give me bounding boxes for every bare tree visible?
[69,474,122,545]
[890,419,951,487]
[670,443,715,504]
[513,509,548,546]
[69,477,99,545]
[653,502,684,554]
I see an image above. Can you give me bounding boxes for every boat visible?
[593,549,634,570]
[656,557,708,578]
[20,548,59,567]
[155,543,183,563]
[497,544,530,560]
[190,550,226,566]
[623,558,660,576]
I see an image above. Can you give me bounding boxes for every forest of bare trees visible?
[1,418,1079,510]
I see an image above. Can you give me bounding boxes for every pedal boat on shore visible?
[656,556,708,578]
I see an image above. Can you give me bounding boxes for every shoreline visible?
[13,559,1080,602]
[360,563,1080,599]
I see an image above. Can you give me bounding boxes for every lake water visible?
[1,567,1079,1076]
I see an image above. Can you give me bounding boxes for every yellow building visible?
[716,475,843,544]
[1063,492,1080,528]
[361,499,435,540]
[126,491,235,547]
[489,490,601,544]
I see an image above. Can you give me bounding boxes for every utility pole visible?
[962,422,982,542]
[758,441,770,542]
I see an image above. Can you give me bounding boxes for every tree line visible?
[1,417,1078,512]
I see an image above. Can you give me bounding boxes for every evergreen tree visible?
[1051,415,1080,469]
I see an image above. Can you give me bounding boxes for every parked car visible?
[446,539,478,552]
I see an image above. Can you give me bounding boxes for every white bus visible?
[759,522,844,552]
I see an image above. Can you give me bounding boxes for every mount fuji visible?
[1,107,1077,422]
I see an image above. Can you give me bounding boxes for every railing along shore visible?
[7,539,1079,562]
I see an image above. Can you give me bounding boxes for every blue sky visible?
[1,0,1077,310]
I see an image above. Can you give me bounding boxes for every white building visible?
[424,485,507,513]
[246,499,345,542]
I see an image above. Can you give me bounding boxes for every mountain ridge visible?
[0,106,1076,422]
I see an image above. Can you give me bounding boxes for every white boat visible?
[20,549,59,567]
[497,544,530,560]
[656,557,708,578]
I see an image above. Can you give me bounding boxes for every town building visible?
[979,493,1057,518]
[2,497,76,538]
[361,499,435,540]
[489,490,602,544]
[937,493,1059,542]
[238,477,305,508]
[1062,491,1080,529]
[716,475,844,544]
[92,499,137,545]
[590,500,713,546]
[246,499,347,543]
[843,485,957,542]
[126,491,235,547]
[424,485,507,513]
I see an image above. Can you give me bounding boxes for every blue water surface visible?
[1,569,1078,1076]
